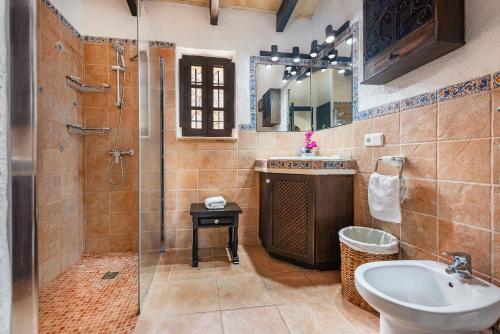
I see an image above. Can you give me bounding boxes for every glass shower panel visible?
[138,5,164,309]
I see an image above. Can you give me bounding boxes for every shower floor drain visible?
[102,272,119,280]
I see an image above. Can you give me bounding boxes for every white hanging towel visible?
[205,196,227,210]
[368,172,402,224]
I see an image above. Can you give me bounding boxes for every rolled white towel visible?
[205,196,226,209]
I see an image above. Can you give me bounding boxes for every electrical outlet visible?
[364,133,385,147]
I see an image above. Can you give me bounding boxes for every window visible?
[179,55,235,137]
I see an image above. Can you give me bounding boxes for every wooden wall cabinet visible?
[259,173,354,270]
[363,0,464,85]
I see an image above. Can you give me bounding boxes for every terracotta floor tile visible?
[221,306,289,334]
[39,253,138,334]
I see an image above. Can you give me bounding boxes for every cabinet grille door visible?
[271,179,310,257]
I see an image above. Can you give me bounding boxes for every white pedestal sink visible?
[355,260,500,334]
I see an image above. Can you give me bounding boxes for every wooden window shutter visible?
[178,57,190,128]
[224,61,235,129]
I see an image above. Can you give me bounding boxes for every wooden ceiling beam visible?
[126,0,137,16]
[276,0,298,32]
[210,0,220,25]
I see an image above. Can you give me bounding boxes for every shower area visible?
[29,0,165,332]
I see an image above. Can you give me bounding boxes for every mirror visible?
[255,33,354,132]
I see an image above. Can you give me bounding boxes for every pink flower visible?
[304,130,317,152]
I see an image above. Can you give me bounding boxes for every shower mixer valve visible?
[109,149,134,164]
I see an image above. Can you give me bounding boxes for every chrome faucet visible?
[443,251,472,279]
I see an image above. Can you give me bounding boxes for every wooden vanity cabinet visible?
[363,0,464,85]
[259,173,354,270]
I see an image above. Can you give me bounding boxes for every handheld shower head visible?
[111,41,125,54]
[111,41,126,70]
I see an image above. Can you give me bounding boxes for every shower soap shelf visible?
[66,124,111,135]
[66,75,110,93]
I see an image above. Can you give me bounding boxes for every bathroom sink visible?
[355,260,500,334]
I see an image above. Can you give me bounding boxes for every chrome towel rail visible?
[373,156,406,203]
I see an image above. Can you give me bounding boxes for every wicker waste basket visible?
[338,226,399,313]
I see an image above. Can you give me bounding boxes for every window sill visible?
[176,136,238,142]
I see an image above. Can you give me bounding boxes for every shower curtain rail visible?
[66,75,110,93]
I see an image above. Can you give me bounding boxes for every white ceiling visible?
[150,0,320,17]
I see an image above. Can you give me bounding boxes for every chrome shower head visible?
[111,41,125,54]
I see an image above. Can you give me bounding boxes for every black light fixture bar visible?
[259,50,312,60]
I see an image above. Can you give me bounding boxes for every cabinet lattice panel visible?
[271,179,309,256]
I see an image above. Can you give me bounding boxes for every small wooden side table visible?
[190,202,243,267]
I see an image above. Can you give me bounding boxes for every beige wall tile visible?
[493,90,500,137]
[437,139,490,183]
[438,219,491,275]
[401,143,437,179]
[494,186,500,233]
[354,198,371,228]
[494,138,500,184]
[238,150,257,169]
[351,119,372,147]
[401,178,437,216]
[177,150,198,169]
[438,92,491,140]
[198,150,218,169]
[177,170,198,190]
[217,150,238,169]
[437,181,491,229]
[237,169,257,188]
[238,131,257,150]
[400,242,437,260]
[373,113,400,145]
[401,210,437,254]
[372,219,400,239]
[400,104,437,143]
[352,147,372,173]
[493,233,500,280]
[85,213,109,235]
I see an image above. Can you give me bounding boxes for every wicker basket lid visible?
[339,226,399,255]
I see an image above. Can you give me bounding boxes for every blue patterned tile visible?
[493,71,500,89]
[363,101,399,119]
[438,75,491,102]
[400,92,437,111]
[149,41,176,48]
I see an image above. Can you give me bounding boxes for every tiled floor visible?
[135,245,379,334]
[39,253,139,334]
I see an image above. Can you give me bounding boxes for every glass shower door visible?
[137,4,164,309]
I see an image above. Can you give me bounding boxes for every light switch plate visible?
[364,133,385,147]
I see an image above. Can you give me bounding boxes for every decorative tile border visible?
[437,74,491,102]
[42,0,174,48]
[243,22,360,130]
[149,41,176,49]
[83,35,137,45]
[260,159,355,170]
[42,0,81,39]
[358,72,497,121]
[493,71,500,89]
[400,92,437,111]
[363,101,399,119]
